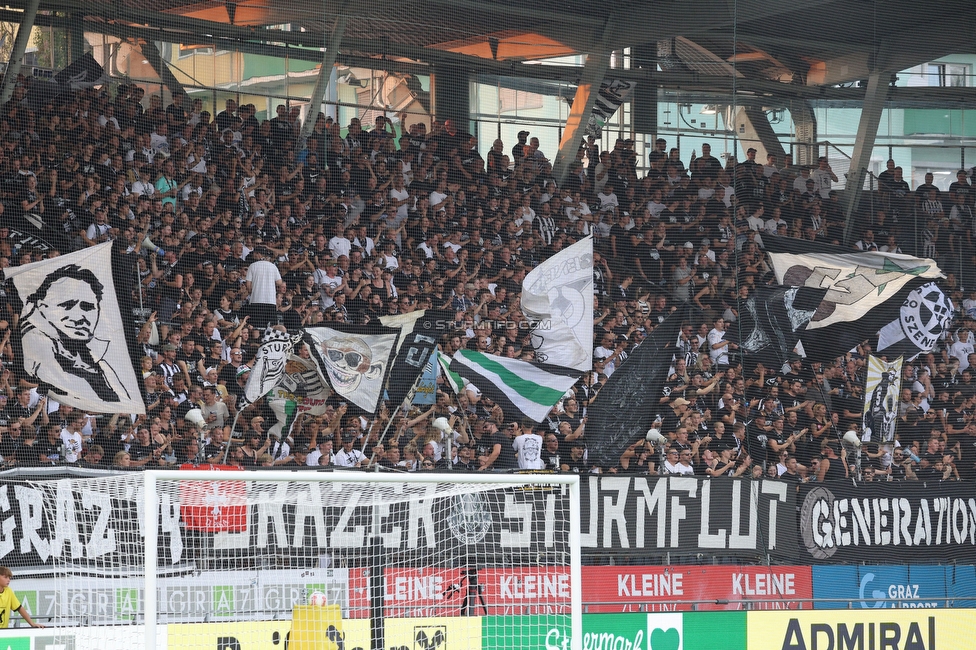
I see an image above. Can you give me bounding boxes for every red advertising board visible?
[581,565,813,612]
[367,568,467,618]
[479,567,574,615]
[348,565,813,618]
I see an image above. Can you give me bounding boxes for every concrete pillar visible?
[301,6,347,142]
[790,99,818,167]
[431,63,470,131]
[0,0,41,104]
[68,13,86,62]
[727,105,787,163]
[139,41,186,98]
[841,71,888,246]
[632,44,656,136]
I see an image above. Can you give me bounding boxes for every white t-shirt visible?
[513,433,545,470]
[949,338,974,371]
[244,260,282,305]
[60,429,83,464]
[390,187,409,220]
[333,446,366,467]
[312,269,343,309]
[329,236,352,260]
[707,327,729,365]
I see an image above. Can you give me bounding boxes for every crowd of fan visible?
[0,78,973,482]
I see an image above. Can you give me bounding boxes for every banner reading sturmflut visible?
[1,241,145,414]
[862,355,902,445]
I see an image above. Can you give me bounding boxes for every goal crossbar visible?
[142,469,583,650]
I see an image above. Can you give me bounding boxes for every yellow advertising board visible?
[168,620,293,650]
[167,617,480,650]
[747,609,976,650]
[385,616,483,650]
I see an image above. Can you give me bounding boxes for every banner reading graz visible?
[798,481,976,564]
[0,476,796,568]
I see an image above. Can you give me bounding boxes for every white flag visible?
[304,323,399,414]
[521,237,593,371]
[242,328,297,405]
[1,242,145,414]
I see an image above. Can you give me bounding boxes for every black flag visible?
[586,309,684,469]
[732,285,827,371]
[382,309,453,409]
[54,53,106,89]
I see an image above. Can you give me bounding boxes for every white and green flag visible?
[449,350,578,423]
[438,350,464,394]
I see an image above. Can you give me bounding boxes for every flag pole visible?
[368,372,426,467]
[221,404,246,464]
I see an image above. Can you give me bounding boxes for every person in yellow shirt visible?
[0,567,43,628]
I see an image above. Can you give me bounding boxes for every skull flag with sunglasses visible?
[303,323,399,414]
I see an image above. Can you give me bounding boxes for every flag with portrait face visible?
[1,241,145,414]
[521,237,593,372]
[862,355,902,444]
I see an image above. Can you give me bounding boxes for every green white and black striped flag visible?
[449,350,578,423]
[438,350,464,394]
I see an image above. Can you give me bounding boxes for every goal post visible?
[29,469,581,650]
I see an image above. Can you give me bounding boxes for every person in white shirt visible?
[597,184,619,217]
[60,413,86,464]
[329,225,354,260]
[746,204,766,231]
[389,174,410,220]
[244,247,284,328]
[707,317,736,366]
[333,436,367,468]
[312,256,343,310]
[512,420,545,470]
[949,329,975,372]
[662,448,692,475]
[793,167,813,193]
[306,439,333,466]
[764,209,788,235]
[812,156,838,199]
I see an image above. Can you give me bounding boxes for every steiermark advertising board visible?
[480,612,747,650]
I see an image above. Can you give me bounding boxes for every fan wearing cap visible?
[659,396,691,438]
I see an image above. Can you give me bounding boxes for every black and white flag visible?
[521,237,593,371]
[862,355,902,444]
[763,236,947,361]
[241,327,300,406]
[733,285,826,371]
[303,323,399,414]
[380,309,453,409]
[1,242,145,414]
[54,52,107,89]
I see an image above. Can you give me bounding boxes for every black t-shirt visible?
[490,431,517,470]
[15,442,41,467]
[128,441,157,463]
[0,435,21,460]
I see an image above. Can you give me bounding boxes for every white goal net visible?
[20,470,581,650]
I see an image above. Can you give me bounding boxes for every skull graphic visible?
[321,336,384,393]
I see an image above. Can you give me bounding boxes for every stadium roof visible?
[8,0,976,103]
